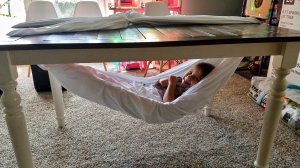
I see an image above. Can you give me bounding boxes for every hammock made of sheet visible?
[43,57,242,124]
[8,10,260,37]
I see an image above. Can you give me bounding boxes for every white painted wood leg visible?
[0,51,33,168]
[49,72,65,128]
[203,103,212,117]
[254,68,289,168]
[254,42,300,168]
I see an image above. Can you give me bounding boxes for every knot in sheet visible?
[8,10,260,37]
[42,57,243,124]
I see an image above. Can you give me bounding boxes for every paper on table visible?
[7,10,261,37]
[130,14,261,25]
[12,17,76,28]
[12,10,144,28]
[7,13,131,37]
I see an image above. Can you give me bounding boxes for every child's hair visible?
[195,62,215,79]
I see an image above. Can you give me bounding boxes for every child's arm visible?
[163,76,177,102]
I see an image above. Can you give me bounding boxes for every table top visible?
[1,23,300,51]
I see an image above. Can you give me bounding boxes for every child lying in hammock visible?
[154,62,215,102]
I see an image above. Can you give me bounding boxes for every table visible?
[1,24,300,168]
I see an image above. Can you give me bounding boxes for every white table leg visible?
[203,103,212,117]
[49,72,65,128]
[254,42,300,168]
[254,68,289,168]
[0,51,33,168]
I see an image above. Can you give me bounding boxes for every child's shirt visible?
[154,77,188,100]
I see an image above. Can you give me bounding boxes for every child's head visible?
[182,62,215,87]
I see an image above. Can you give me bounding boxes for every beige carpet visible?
[0,65,299,168]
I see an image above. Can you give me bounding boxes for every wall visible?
[181,0,244,16]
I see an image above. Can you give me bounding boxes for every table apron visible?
[9,42,283,65]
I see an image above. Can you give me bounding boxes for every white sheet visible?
[42,57,242,124]
[8,10,260,37]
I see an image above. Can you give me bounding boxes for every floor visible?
[0,63,299,168]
